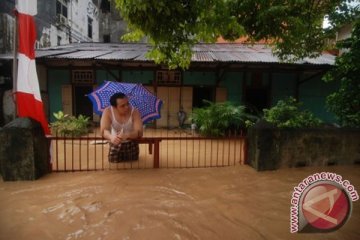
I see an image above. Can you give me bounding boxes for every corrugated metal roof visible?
[211,52,235,62]
[302,55,336,65]
[133,52,151,61]
[46,50,112,59]
[0,43,336,65]
[191,52,214,62]
[232,52,279,62]
[95,50,142,60]
[35,49,77,58]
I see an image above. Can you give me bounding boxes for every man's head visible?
[110,92,130,113]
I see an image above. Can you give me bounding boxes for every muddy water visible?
[0,165,359,240]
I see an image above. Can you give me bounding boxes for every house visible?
[0,1,339,128]
[28,42,338,128]
[0,0,101,51]
[0,0,102,125]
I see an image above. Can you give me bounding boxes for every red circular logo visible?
[301,183,350,231]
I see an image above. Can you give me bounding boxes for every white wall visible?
[38,0,100,47]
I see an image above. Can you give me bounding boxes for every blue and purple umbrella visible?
[87,81,162,124]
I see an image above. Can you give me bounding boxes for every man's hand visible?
[110,134,121,145]
[115,128,127,142]
[117,129,129,142]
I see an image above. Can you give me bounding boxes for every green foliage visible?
[50,111,90,137]
[190,101,258,136]
[325,1,359,29]
[323,18,360,128]
[114,0,358,68]
[263,97,322,128]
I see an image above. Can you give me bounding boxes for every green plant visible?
[263,97,322,128]
[323,18,360,128]
[190,101,258,136]
[114,0,358,69]
[50,111,90,137]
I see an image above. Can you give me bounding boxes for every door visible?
[216,87,227,103]
[245,88,269,113]
[155,87,193,128]
[180,87,193,125]
[61,85,73,115]
[157,87,180,128]
[74,85,93,120]
[193,86,214,108]
[244,72,270,113]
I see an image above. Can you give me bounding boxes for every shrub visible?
[190,101,258,136]
[50,111,90,137]
[323,19,360,128]
[263,97,322,128]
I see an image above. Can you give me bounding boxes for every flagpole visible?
[12,8,18,118]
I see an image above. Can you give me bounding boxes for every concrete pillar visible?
[0,117,50,181]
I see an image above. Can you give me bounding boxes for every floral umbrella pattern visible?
[87,81,162,124]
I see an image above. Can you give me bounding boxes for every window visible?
[57,36,61,46]
[56,0,68,18]
[88,17,93,39]
[100,0,111,13]
[244,72,269,111]
[156,70,181,85]
[72,70,94,85]
[103,34,110,43]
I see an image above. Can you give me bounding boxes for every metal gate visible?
[47,129,247,172]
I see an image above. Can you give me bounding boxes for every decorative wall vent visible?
[156,70,181,85]
[72,70,94,84]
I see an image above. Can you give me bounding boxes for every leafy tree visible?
[114,0,357,69]
[323,18,360,127]
[190,101,258,136]
[263,97,322,128]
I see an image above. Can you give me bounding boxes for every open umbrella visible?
[87,81,162,124]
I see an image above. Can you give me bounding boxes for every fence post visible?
[47,138,52,172]
[243,136,248,165]
[153,139,160,168]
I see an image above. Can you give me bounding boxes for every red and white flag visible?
[15,0,50,134]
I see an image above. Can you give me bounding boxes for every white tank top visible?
[110,107,135,136]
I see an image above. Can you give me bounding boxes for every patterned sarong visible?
[108,141,139,163]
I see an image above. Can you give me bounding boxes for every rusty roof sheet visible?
[191,52,214,62]
[96,50,143,60]
[0,43,336,65]
[46,50,112,59]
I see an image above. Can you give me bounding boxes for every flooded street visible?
[0,165,359,240]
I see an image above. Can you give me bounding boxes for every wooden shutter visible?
[216,87,227,103]
[61,85,72,115]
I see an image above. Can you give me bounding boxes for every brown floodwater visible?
[0,165,359,240]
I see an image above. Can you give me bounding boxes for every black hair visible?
[110,92,127,106]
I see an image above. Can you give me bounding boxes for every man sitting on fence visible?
[100,92,143,162]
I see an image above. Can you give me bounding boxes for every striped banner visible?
[15,0,50,134]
